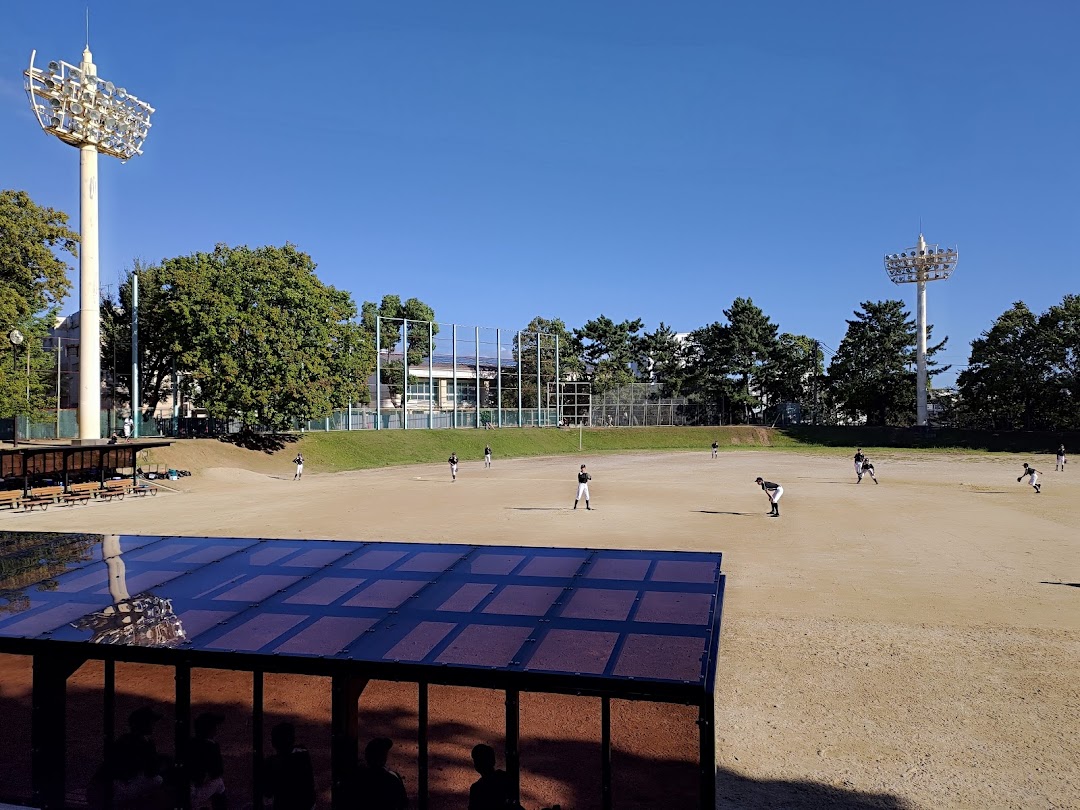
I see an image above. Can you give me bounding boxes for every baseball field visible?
[0,437,1076,809]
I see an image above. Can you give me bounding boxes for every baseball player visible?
[1018,463,1041,493]
[574,464,592,510]
[448,452,459,482]
[484,444,492,469]
[853,448,865,481]
[1056,444,1066,472]
[293,452,304,480]
[860,458,879,484]
[711,440,719,459]
[754,477,783,517]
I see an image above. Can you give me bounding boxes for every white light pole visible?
[883,234,958,426]
[25,45,154,442]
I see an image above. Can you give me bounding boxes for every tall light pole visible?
[883,234,958,426]
[24,44,154,442]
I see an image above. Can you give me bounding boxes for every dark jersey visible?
[758,480,780,492]
[861,461,874,472]
[484,446,492,456]
[711,442,718,449]
[854,452,864,463]
[1023,467,1039,475]
[578,471,591,484]
[449,456,458,465]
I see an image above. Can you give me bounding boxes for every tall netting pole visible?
[475,327,481,428]
[496,328,502,428]
[428,322,434,430]
[403,320,409,431]
[376,316,382,430]
[554,334,560,425]
[536,333,542,427]
[452,324,458,429]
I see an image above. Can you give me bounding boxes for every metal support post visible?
[418,682,429,810]
[403,320,409,430]
[376,316,382,430]
[505,689,520,804]
[331,674,366,810]
[175,661,192,810]
[452,324,458,428]
[517,331,523,427]
[536,332,542,426]
[916,277,928,426]
[31,653,82,809]
[554,334,560,425]
[253,671,265,810]
[78,143,102,440]
[131,271,140,438]
[103,659,115,809]
[475,326,481,427]
[601,696,613,810]
[698,694,716,810]
[428,322,434,429]
[496,328,502,427]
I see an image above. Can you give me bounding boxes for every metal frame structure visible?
[883,234,958,426]
[0,439,173,494]
[0,533,724,810]
[24,45,155,441]
[373,318,560,429]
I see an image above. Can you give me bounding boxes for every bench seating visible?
[60,481,100,506]
[99,480,133,501]
[0,490,23,511]
[131,483,158,497]
[19,485,66,512]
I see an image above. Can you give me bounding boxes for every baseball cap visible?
[366,737,393,758]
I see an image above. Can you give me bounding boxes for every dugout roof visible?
[0,531,723,700]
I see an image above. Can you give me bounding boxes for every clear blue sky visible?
[3,1,1077,383]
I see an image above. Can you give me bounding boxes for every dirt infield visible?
[1,448,1077,809]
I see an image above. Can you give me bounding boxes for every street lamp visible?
[24,45,154,441]
[883,234,958,427]
[8,329,25,447]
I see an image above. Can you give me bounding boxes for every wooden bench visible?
[61,481,100,506]
[99,480,133,502]
[0,490,23,511]
[19,485,65,512]
[131,483,158,497]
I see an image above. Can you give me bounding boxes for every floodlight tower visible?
[883,234,958,426]
[24,45,154,441]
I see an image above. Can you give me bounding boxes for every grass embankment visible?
[297,426,794,473]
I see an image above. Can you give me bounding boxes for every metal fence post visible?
[554,333,560,426]
[475,326,481,428]
[536,332,541,427]
[376,316,382,430]
[453,324,458,428]
[496,327,502,428]
[517,331,522,428]
[403,319,409,430]
[428,322,434,430]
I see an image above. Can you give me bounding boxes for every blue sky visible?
[2,1,1077,383]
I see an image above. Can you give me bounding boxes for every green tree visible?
[0,190,78,421]
[641,322,685,397]
[505,316,582,408]
[140,243,365,430]
[827,300,948,426]
[723,297,779,421]
[1040,295,1080,429]
[956,302,1048,429]
[765,334,825,420]
[574,315,645,393]
[361,295,438,403]
[680,321,738,414]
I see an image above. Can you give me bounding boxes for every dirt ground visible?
[1,447,1077,809]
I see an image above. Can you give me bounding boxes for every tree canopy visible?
[574,315,645,393]
[0,190,78,419]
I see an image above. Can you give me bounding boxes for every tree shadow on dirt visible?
[218,431,299,454]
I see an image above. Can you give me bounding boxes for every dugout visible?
[0,439,174,493]
[0,531,725,809]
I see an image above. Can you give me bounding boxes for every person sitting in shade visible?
[348,737,408,810]
[263,722,316,810]
[468,744,515,810]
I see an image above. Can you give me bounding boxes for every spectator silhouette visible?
[263,722,316,810]
[87,706,171,809]
[468,744,517,810]
[186,711,228,810]
[348,737,408,809]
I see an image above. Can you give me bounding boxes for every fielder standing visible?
[860,458,879,484]
[711,440,719,459]
[1018,463,1041,493]
[574,464,592,510]
[853,448,865,482]
[754,477,783,517]
[484,444,492,469]
[1056,444,1066,472]
[293,452,304,480]
[449,452,459,482]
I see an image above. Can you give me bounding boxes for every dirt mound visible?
[139,439,295,479]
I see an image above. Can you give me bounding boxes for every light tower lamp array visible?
[883,234,958,427]
[24,47,154,442]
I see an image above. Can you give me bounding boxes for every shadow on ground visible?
[218,431,299,454]
[0,662,911,810]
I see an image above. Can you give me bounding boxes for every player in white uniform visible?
[853,449,865,481]
[574,464,592,510]
[860,458,879,484]
[711,441,719,459]
[1056,444,1066,472]
[484,444,492,469]
[1018,463,1041,493]
[448,452,459,481]
[293,453,304,480]
[755,477,783,517]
